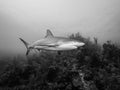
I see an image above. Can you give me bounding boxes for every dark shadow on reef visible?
[0,33,120,90]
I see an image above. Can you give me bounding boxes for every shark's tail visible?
[19,38,30,55]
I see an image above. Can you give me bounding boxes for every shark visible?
[19,29,85,55]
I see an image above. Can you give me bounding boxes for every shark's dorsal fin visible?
[45,29,54,38]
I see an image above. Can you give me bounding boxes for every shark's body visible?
[20,30,85,55]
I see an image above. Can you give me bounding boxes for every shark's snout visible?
[75,42,85,47]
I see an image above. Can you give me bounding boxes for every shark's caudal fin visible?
[45,29,54,38]
[19,38,30,55]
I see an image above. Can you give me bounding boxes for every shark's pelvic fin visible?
[19,38,30,55]
[45,29,54,38]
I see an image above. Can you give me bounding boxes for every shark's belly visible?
[44,45,77,51]
[35,44,77,51]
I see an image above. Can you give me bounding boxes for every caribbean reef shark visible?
[19,29,85,55]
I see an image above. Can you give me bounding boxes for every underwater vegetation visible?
[0,33,120,90]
